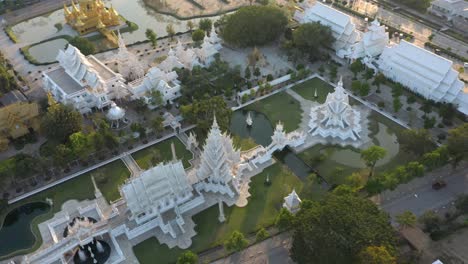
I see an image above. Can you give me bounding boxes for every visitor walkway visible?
[8,124,196,204]
[121,153,142,177]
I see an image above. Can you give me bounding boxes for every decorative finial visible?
[338,76,343,87]
[212,113,219,129]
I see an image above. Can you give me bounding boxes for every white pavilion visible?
[116,31,145,81]
[106,101,126,128]
[308,77,363,141]
[294,2,361,52]
[378,40,468,114]
[283,189,302,213]
[43,44,127,114]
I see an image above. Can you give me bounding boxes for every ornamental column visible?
[218,199,226,223]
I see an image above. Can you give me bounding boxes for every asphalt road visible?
[379,164,468,220]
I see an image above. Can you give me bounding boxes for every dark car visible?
[432,180,447,190]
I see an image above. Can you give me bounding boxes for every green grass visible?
[133,163,303,264]
[232,135,257,151]
[245,92,302,132]
[291,77,334,103]
[132,137,193,170]
[0,160,130,259]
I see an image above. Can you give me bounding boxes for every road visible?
[377,163,468,221]
[212,232,294,264]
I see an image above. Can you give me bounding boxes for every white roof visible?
[398,41,452,72]
[308,2,352,28]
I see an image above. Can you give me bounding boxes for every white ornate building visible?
[339,19,389,60]
[195,116,241,198]
[308,77,363,142]
[43,44,127,114]
[294,2,361,52]
[378,40,468,114]
[116,31,145,81]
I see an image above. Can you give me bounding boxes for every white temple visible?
[175,41,199,70]
[129,67,181,107]
[339,19,389,60]
[116,31,145,81]
[195,35,221,66]
[158,48,185,73]
[294,2,361,52]
[43,44,127,114]
[195,116,241,197]
[378,40,468,114]
[283,189,302,213]
[308,77,363,141]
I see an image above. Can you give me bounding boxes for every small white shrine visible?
[196,35,220,66]
[308,77,364,143]
[283,189,302,213]
[158,48,185,73]
[175,41,199,70]
[186,131,198,151]
[106,102,127,128]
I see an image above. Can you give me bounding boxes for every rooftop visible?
[0,90,27,107]
[46,67,84,95]
[308,2,352,28]
[88,56,117,81]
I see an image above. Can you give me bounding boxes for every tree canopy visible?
[290,22,334,61]
[69,36,95,55]
[399,129,435,156]
[42,103,82,142]
[176,251,198,264]
[145,29,157,48]
[290,194,397,264]
[447,123,468,167]
[198,18,212,33]
[360,145,387,177]
[394,0,431,11]
[357,246,396,264]
[221,6,288,47]
[192,29,205,43]
[224,231,248,252]
[180,96,232,133]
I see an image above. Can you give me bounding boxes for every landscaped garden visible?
[133,163,303,264]
[132,137,193,170]
[291,77,334,103]
[245,91,302,132]
[0,160,130,259]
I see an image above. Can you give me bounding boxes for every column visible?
[218,199,226,223]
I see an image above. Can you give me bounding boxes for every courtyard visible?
[132,137,193,170]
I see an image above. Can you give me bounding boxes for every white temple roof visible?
[284,189,301,209]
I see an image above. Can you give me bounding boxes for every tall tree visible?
[198,18,212,33]
[447,123,468,167]
[360,146,387,178]
[291,22,334,61]
[180,96,232,133]
[42,104,82,142]
[221,6,288,47]
[69,132,91,160]
[399,129,435,156]
[396,211,417,228]
[191,29,205,43]
[166,24,176,41]
[186,21,194,31]
[357,246,396,264]
[176,250,198,264]
[290,194,396,264]
[224,231,248,252]
[275,207,294,230]
[145,29,158,48]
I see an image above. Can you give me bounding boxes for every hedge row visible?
[424,42,468,63]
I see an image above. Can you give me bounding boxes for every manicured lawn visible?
[298,111,415,185]
[291,77,334,103]
[246,92,302,132]
[133,163,303,264]
[132,137,193,170]
[0,160,130,259]
[232,135,257,151]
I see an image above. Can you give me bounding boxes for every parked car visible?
[432,180,447,190]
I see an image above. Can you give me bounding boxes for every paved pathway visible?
[8,124,195,204]
[121,153,142,177]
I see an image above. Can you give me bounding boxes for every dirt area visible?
[144,0,251,18]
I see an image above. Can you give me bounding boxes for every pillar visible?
[218,199,225,223]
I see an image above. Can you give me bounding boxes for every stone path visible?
[121,153,142,177]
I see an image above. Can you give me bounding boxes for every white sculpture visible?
[196,35,219,66]
[283,189,302,213]
[186,131,198,151]
[308,77,362,141]
[246,112,253,126]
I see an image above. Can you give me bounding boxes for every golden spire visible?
[71,0,80,13]
[64,3,72,16]
[109,5,118,17]
[96,18,105,29]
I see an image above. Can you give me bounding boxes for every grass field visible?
[291,77,334,103]
[0,160,130,259]
[132,137,193,170]
[245,92,302,132]
[133,163,303,264]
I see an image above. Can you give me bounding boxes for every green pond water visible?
[28,38,68,64]
[12,0,225,62]
[0,202,50,257]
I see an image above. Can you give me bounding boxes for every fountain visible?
[246,112,253,127]
[78,249,87,262]
[96,240,104,253]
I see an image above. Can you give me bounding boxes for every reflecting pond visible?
[28,38,68,63]
[0,202,50,257]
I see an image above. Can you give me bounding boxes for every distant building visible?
[378,40,468,114]
[0,90,40,150]
[64,0,120,35]
[294,2,361,52]
[428,0,468,33]
[43,44,127,114]
[339,20,389,60]
[283,189,302,213]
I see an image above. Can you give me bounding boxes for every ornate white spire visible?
[116,31,145,81]
[283,189,302,213]
[196,117,240,196]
